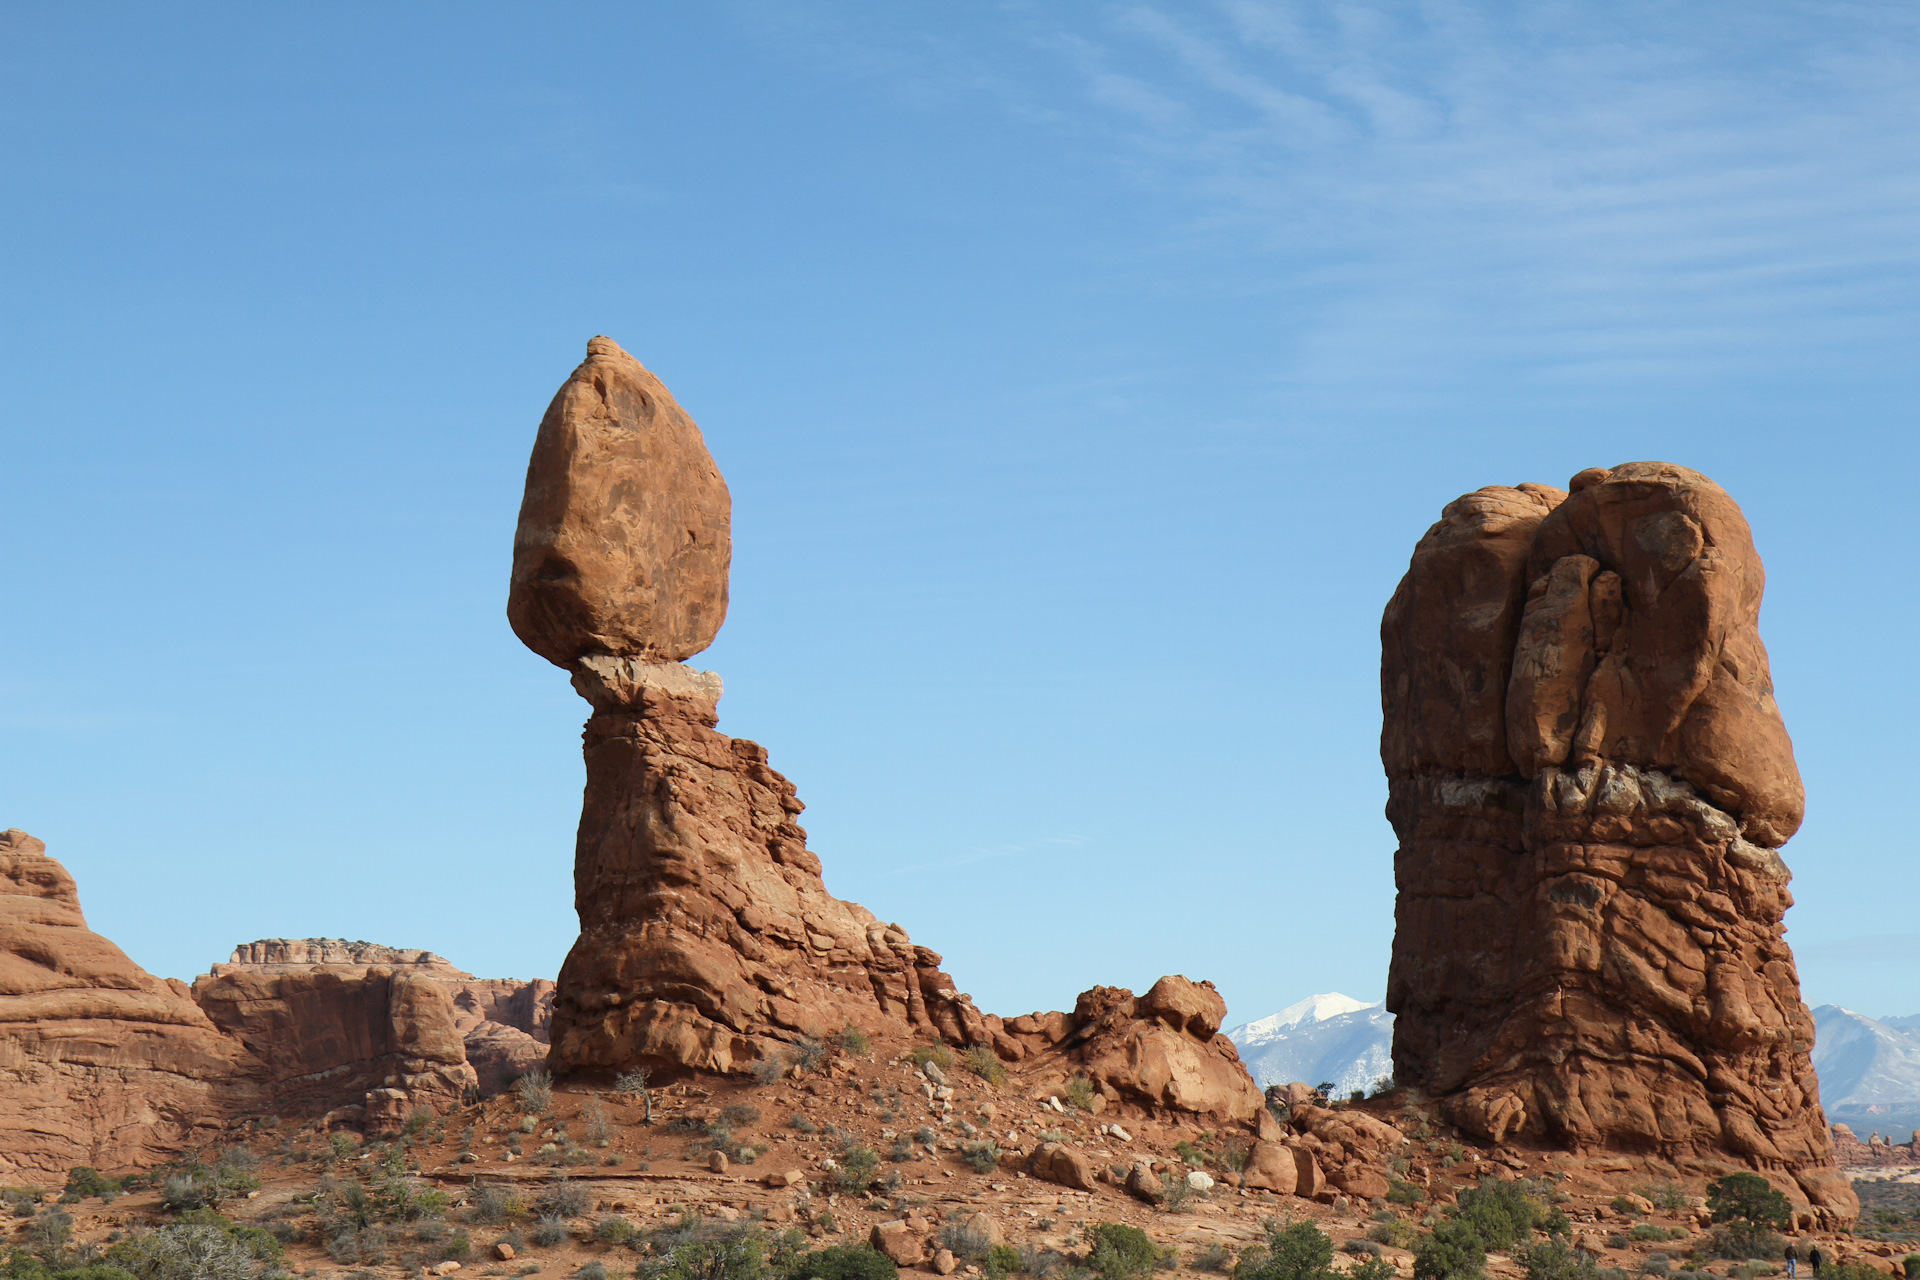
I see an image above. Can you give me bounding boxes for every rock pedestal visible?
[548,662,987,1075]
[1382,463,1854,1225]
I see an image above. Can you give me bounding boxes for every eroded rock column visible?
[1382,463,1854,1225]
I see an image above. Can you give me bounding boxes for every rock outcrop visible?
[985,977,1264,1121]
[204,940,554,1107]
[0,829,259,1176]
[1382,462,1854,1224]
[508,335,731,668]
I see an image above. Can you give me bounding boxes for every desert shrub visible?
[1694,1224,1784,1262]
[1387,1178,1427,1208]
[107,1215,284,1280]
[1368,1220,1417,1250]
[1192,1245,1235,1273]
[791,1038,829,1073]
[788,1244,899,1280]
[1641,1253,1672,1276]
[576,1265,607,1280]
[1628,1227,1685,1243]
[594,1216,634,1245]
[938,1225,993,1263]
[648,1226,773,1280]
[515,1071,554,1115]
[530,1216,570,1248]
[1089,1224,1157,1280]
[1725,1264,1776,1280]
[444,1230,472,1261]
[534,1181,589,1219]
[1161,1175,1195,1213]
[1370,1076,1397,1098]
[986,1245,1023,1278]
[1413,1221,1488,1280]
[582,1103,613,1146]
[1218,1145,1251,1174]
[1344,1240,1383,1257]
[1524,1238,1598,1280]
[1605,1236,1630,1251]
[1064,1077,1096,1112]
[64,1169,127,1203]
[1456,1180,1567,1249]
[1241,1223,1320,1280]
[616,1068,651,1095]
[720,1104,762,1129]
[159,1166,257,1216]
[1636,1184,1691,1214]
[908,1045,954,1072]
[961,1142,1000,1174]
[1707,1175,1792,1230]
[837,1025,871,1056]
[1608,1198,1642,1220]
[789,1114,818,1133]
[829,1145,879,1192]
[1904,1257,1920,1280]
[1020,1247,1063,1279]
[468,1185,526,1225]
[1821,1267,1898,1280]
[960,1046,1006,1086]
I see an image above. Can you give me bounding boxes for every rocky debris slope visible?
[515,338,1260,1126]
[1382,462,1853,1224]
[0,829,259,1176]
[1829,1124,1920,1168]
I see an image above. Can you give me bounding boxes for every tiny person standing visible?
[1785,1243,1798,1278]
[1808,1245,1824,1276]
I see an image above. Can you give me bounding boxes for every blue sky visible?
[3,2,1916,1025]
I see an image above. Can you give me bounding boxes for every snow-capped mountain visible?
[1812,1005,1920,1143]
[1225,992,1395,1100]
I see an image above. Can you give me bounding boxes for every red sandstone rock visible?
[1027,1141,1099,1191]
[508,336,731,667]
[0,830,260,1175]
[986,979,1262,1121]
[1382,463,1854,1227]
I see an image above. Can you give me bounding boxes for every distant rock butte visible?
[0,832,554,1174]
[1382,462,1854,1226]
[508,335,732,667]
[518,338,1259,1120]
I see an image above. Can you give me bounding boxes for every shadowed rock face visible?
[1382,463,1854,1225]
[508,336,731,667]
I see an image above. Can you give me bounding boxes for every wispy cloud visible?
[741,1,1920,398]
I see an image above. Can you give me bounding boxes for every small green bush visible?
[961,1142,1000,1174]
[1089,1224,1157,1280]
[1609,1198,1642,1220]
[1368,1220,1417,1250]
[1240,1220,1338,1280]
[908,1045,954,1072]
[986,1245,1022,1279]
[1628,1226,1685,1243]
[533,1180,588,1220]
[788,1243,899,1280]
[63,1169,127,1203]
[594,1216,634,1245]
[720,1104,762,1129]
[939,1225,993,1263]
[576,1264,608,1280]
[829,1146,879,1192]
[838,1025,871,1056]
[1413,1220,1487,1280]
[1064,1077,1096,1111]
[1525,1237,1599,1280]
[529,1216,569,1248]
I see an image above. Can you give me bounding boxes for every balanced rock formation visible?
[0,829,259,1176]
[1382,462,1854,1223]
[509,335,731,668]
[516,340,1261,1125]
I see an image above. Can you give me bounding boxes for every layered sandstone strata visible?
[1382,462,1854,1223]
[0,829,259,1176]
